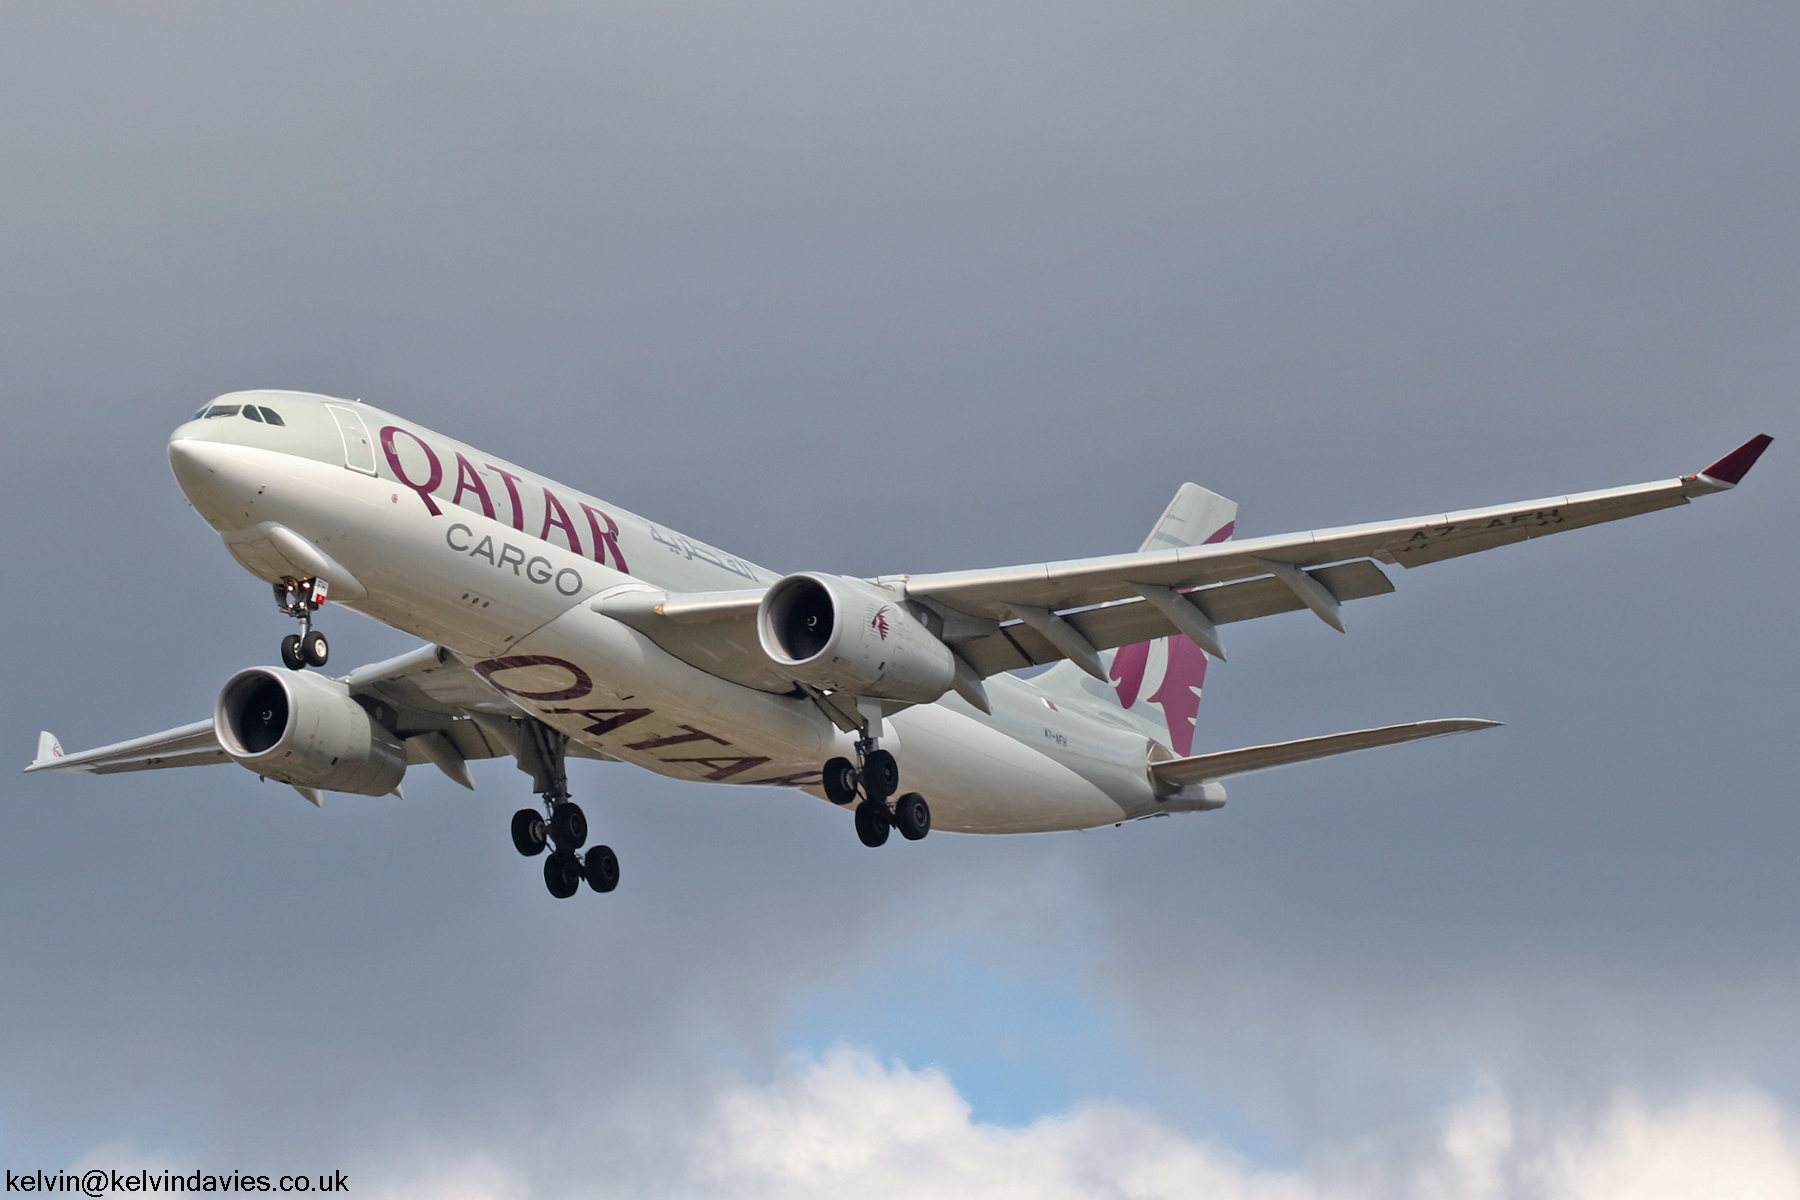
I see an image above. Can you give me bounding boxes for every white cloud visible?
[668,1047,1800,1200]
[66,1051,1800,1200]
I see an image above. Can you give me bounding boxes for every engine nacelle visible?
[758,573,956,704]
[214,667,407,796]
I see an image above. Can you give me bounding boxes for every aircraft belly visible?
[887,704,1131,834]
[448,604,1127,832]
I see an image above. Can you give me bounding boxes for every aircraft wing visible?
[24,722,230,775]
[21,644,606,789]
[906,435,1772,624]
[1151,718,1501,788]
[598,435,1772,686]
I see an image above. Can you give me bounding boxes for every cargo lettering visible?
[447,524,584,595]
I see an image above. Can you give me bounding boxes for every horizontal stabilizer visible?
[1151,718,1501,787]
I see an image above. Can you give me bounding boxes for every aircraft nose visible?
[169,436,260,528]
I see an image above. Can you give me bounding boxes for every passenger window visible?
[258,407,285,426]
[242,405,264,422]
[204,405,240,418]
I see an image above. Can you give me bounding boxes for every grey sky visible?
[1,3,1794,1194]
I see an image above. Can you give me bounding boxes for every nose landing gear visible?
[275,577,330,670]
[510,717,621,899]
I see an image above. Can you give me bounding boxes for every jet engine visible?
[214,667,407,796]
[758,573,955,703]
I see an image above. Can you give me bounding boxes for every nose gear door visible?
[326,405,378,475]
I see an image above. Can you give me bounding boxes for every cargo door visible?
[326,405,378,475]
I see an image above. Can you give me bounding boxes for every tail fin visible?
[1033,484,1236,754]
[1140,482,1236,552]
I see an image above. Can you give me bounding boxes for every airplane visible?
[23,390,1772,898]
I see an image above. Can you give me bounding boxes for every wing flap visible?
[1151,718,1501,787]
[955,560,1396,676]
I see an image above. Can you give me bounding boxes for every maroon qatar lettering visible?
[474,655,594,702]
[539,488,583,556]
[381,426,444,515]
[659,754,772,781]
[624,725,730,751]
[581,502,629,573]
[542,705,653,736]
[488,465,527,531]
[451,452,496,519]
[387,431,631,574]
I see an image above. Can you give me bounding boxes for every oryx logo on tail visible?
[1109,637,1210,755]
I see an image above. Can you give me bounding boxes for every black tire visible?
[549,802,587,849]
[544,850,582,899]
[302,629,329,667]
[893,792,931,841]
[280,634,305,671]
[862,749,899,802]
[822,756,859,805]
[854,798,891,848]
[583,844,620,893]
[510,808,547,857]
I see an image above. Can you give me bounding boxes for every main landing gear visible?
[275,577,331,670]
[509,717,620,899]
[822,732,930,849]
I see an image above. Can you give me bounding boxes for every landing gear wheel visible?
[583,845,620,893]
[822,757,859,805]
[544,850,582,898]
[550,802,588,849]
[280,634,305,671]
[861,749,899,802]
[893,792,931,841]
[302,629,329,667]
[510,808,547,857]
[854,798,891,848]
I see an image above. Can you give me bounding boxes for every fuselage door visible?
[326,405,379,476]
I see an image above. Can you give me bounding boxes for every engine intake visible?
[759,573,955,703]
[215,667,407,796]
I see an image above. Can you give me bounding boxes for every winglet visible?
[1699,434,1773,486]
[32,731,63,766]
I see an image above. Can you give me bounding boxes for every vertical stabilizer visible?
[1031,483,1237,754]
[1139,483,1237,552]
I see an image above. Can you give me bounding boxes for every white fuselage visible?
[168,391,1190,833]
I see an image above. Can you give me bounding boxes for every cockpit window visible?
[242,405,264,422]
[258,406,285,426]
[203,404,240,418]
